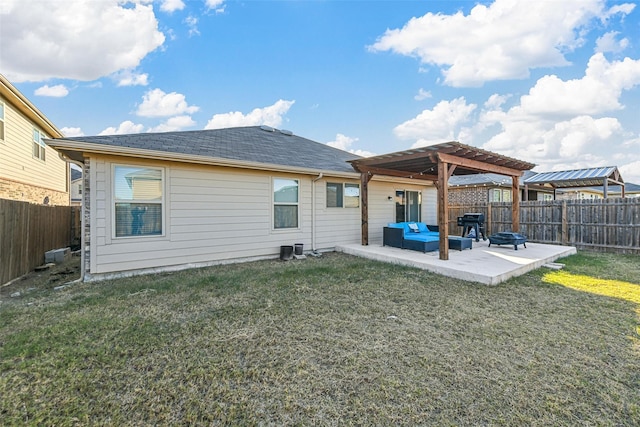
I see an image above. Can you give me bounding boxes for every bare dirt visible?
[0,255,81,303]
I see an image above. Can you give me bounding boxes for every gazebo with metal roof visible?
[524,166,625,199]
[348,141,535,260]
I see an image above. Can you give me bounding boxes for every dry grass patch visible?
[1,252,639,425]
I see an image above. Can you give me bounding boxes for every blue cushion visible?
[403,233,439,242]
[417,222,428,232]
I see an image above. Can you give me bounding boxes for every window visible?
[395,190,421,222]
[273,178,298,229]
[327,182,360,208]
[491,188,512,202]
[113,165,163,237]
[33,128,46,160]
[0,102,4,141]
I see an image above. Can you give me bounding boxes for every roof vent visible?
[260,125,275,132]
[279,129,293,136]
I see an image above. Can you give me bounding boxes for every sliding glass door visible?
[395,190,421,223]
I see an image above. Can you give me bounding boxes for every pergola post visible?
[360,172,373,245]
[512,175,520,232]
[437,159,449,260]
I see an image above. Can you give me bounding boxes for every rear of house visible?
[49,126,436,281]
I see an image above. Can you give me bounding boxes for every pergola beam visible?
[437,152,524,178]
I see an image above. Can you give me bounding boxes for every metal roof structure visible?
[524,166,623,188]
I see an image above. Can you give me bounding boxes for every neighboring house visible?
[556,182,639,199]
[448,171,552,204]
[48,126,439,281]
[0,74,69,205]
[70,168,83,205]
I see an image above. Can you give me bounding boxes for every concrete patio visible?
[336,239,577,285]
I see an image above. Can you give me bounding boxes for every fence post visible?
[487,203,492,235]
[561,200,568,246]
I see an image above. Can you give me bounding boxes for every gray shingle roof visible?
[60,126,361,174]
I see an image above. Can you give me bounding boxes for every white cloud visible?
[204,100,295,130]
[185,16,200,37]
[61,127,84,137]
[369,0,633,87]
[394,97,476,147]
[136,88,199,117]
[518,54,640,117]
[595,31,629,53]
[148,115,196,132]
[206,0,226,13]
[326,134,375,157]
[34,84,69,97]
[414,88,432,101]
[99,121,145,135]
[114,69,149,87]
[477,54,640,170]
[619,160,640,185]
[161,0,185,13]
[0,0,165,82]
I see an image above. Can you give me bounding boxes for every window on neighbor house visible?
[326,182,360,208]
[32,128,46,160]
[273,178,299,229]
[491,188,512,202]
[0,102,5,141]
[113,165,163,238]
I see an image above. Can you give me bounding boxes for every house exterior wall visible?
[70,178,82,205]
[448,186,490,204]
[0,93,69,205]
[84,155,438,279]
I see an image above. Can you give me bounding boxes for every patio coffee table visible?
[448,236,472,251]
[488,232,527,250]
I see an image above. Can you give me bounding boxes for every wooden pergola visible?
[348,142,535,261]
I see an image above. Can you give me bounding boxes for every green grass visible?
[1,251,639,425]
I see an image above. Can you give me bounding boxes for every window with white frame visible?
[32,128,46,160]
[326,182,360,208]
[491,188,512,202]
[0,102,5,141]
[113,165,163,237]
[273,178,299,229]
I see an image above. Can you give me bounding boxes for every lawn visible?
[1,251,639,425]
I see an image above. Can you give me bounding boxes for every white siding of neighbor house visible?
[88,156,439,277]
[0,94,67,193]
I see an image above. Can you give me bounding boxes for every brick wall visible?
[0,177,69,206]
[449,186,489,205]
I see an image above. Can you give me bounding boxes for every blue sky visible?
[2,0,640,182]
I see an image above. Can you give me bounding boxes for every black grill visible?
[456,213,486,241]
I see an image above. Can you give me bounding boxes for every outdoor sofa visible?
[383,222,440,252]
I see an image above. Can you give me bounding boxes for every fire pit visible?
[488,232,527,250]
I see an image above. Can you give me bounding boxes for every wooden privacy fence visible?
[0,199,81,285]
[449,198,640,254]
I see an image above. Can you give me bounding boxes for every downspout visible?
[312,173,324,251]
[59,153,86,282]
